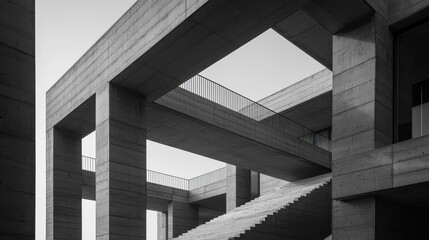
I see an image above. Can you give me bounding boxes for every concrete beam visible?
[389,0,429,27]
[153,87,331,180]
[274,11,333,69]
[95,84,147,239]
[257,69,332,132]
[333,134,429,199]
[46,0,315,131]
[189,180,226,203]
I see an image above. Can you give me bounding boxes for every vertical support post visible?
[331,3,393,239]
[95,84,147,239]
[157,212,168,240]
[167,201,198,239]
[46,128,82,239]
[226,164,251,212]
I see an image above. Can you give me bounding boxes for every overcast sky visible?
[35,1,324,239]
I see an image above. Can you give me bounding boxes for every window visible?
[395,19,429,142]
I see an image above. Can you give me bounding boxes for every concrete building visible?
[45,0,429,239]
[0,0,35,239]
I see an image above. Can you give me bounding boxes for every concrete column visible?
[95,84,147,239]
[157,212,167,240]
[332,4,393,239]
[226,164,252,212]
[167,201,198,239]
[46,128,82,239]
[0,1,35,239]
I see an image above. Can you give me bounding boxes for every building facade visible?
[45,0,429,239]
[0,0,35,239]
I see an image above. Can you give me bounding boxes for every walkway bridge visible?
[81,156,227,212]
[149,75,331,181]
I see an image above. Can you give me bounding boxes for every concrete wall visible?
[260,174,289,195]
[331,1,429,239]
[331,7,393,238]
[226,164,251,212]
[168,201,198,239]
[0,1,35,239]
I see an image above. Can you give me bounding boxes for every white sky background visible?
[36,1,324,239]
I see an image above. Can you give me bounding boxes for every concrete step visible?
[174,173,331,240]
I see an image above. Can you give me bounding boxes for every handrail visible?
[147,169,189,190]
[171,75,331,151]
[81,156,227,191]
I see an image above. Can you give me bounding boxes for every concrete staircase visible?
[175,173,332,240]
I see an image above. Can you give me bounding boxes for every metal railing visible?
[82,155,96,172]
[163,75,331,151]
[189,167,227,190]
[147,169,189,190]
[81,156,227,191]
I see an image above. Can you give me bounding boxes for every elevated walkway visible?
[175,173,332,240]
[150,75,331,181]
[81,156,227,211]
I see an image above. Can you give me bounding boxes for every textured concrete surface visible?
[331,2,393,238]
[46,128,82,240]
[257,69,332,132]
[259,174,289,196]
[95,84,147,239]
[168,201,199,239]
[46,0,318,131]
[274,12,332,69]
[175,174,331,240]
[82,170,189,212]
[0,1,35,239]
[43,0,429,239]
[158,212,168,240]
[154,87,331,180]
[226,165,251,212]
[189,180,226,203]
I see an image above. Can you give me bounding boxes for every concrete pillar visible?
[332,4,393,239]
[226,164,251,212]
[157,212,167,240]
[95,84,147,239]
[167,201,198,239]
[46,128,82,239]
[0,1,35,239]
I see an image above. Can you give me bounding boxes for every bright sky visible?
[36,1,324,239]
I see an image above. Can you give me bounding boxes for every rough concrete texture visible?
[155,87,330,179]
[95,84,147,239]
[158,212,168,240]
[331,2,393,238]
[46,128,82,240]
[226,164,251,212]
[0,1,35,239]
[259,174,289,196]
[168,201,199,239]
[257,68,332,132]
[175,174,331,240]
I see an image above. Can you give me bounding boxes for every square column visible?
[157,212,167,240]
[96,84,147,239]
[226,164,251,212]
[332,8,393,240]
[167,201,198,239]
[46,128,82,239]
